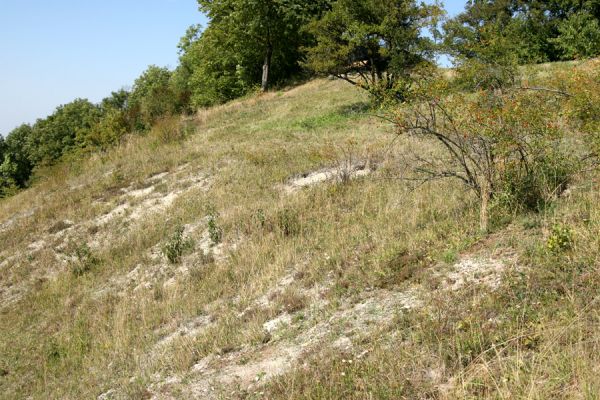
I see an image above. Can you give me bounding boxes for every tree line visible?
[2,0,599,197]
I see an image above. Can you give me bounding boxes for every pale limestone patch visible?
[147,254,513,398]
[283,163,372,194]
[150,287,422,399]
[441,257,507,291]
[263,313,292,334]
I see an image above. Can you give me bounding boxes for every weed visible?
[153,284,164,301]
[274,288,308,313]
[378,248,427,287]
[162,226,194,264]
[522,215,542,230]
[276,208,301,237]
[70,243,100,276]
[253,208,266,229]
[207,212,223,245]
[442,249,458,264]
[547,223,574,253]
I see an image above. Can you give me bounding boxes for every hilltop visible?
[1,59,600,399]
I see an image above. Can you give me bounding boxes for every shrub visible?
[28,99,102,165]
[162,226,194,264]
[83,109,128,150]
[276,208,301,237]
[558,60,600,156]
[454,58,518,91]
[394,73,582,231]
[129,65,179,130]
[0,124,34,189]
[547,224,574,254]
[207,212,223,245]
[150,116,190,144]
[70,244,100,276]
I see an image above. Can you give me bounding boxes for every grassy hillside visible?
[1,62,600,399]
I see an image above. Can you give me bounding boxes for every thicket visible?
[444,0,600,64]
[393,63,599,231]
[1,0,599,198]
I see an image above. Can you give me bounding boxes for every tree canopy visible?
[444,0,600,64]
[177,0,331,107]
[304,0,442,101]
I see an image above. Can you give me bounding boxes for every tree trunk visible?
[261,45,273,92]
[480,178,490,233]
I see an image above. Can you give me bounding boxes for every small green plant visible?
[442,249,458,264]
[208,212,223,245]
[70,244,100,276]
[276,208,301,237]
[162,226,193,264]
[253,208,266,228]
[547,224,574,254]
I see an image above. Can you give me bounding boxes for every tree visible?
[185,0,330,106]
[101,89,129,112]
[0,124,35,191]
[129,66,179,130]
[26,100,102,165]
[179,25,250,107]
[305,0,442,101]
[444,0,600,64]
[0,136,5,163]
[551,11,600,59]
[199,0,330,92]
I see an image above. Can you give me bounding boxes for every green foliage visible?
[0,124,34,191]
[551,11,600,59]
[207,212,223,245]
[444,0,600,64]
[101,89,130,112]
[277,208,301,237]
[27,99,102,165]
[305,0,441,101]
[162,226,194,264]
[82,109,128,150]
[179,0,330,107]
[129,66,179,130]
[448,16,519,91]
[180,26,251,107]
[70,244,100,277]
[547,224,574,253]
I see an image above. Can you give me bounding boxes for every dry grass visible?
[1,65,599,399]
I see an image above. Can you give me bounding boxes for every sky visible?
[0,0,466,137]
[0,0,207,136]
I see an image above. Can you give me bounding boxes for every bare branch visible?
[514,86,572,97]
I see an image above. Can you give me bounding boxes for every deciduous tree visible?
[305,0,442,101]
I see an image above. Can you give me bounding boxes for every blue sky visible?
[0,1,466,136]
[442,0,467,20]
[0,0,207,136]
